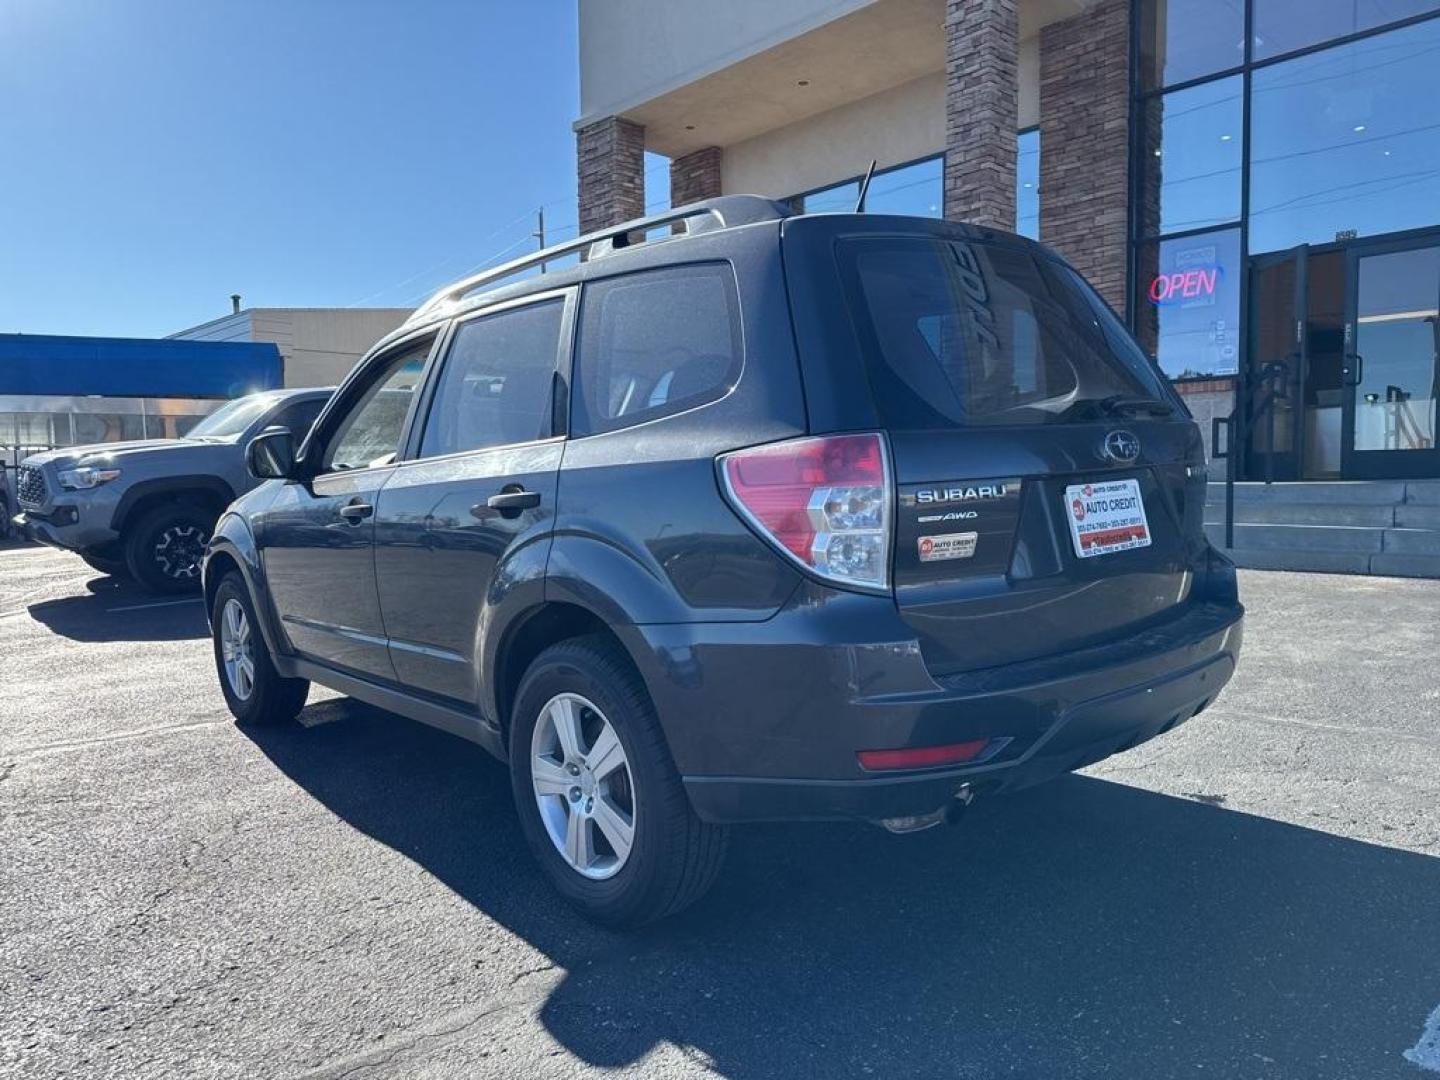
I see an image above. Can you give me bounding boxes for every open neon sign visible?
[1148,265,1222,305]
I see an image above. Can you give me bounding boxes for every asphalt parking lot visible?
[2,543,1437,1080]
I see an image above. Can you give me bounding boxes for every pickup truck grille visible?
[16,465,47,507]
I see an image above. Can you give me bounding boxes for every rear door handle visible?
[338,500,374,523]
[485,489,541,512]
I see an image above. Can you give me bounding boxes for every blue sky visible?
[0,0,651,338]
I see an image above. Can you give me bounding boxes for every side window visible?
[419,299,563,458]
[267,397,325,439]
[324,340,431,472]
[573,263,741,436]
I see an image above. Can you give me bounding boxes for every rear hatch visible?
[783,216,1209,677]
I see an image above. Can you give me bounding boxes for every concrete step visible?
[1382,528,1440,556]
[1206,481,1407,505]
[1405,480,1440,505]
[1204,522,1386,553]
[1222,549,1373,574]
[1204,503,1395,527]
[1396,504,1440,529]
[1369,552,1440,578]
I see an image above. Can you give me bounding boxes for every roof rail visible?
[407,195,790,325]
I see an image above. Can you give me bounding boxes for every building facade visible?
[575,0,1440,481]
[0,333,282,466]
[170,306,412,388]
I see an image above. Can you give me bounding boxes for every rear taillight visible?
[718,432,892,591]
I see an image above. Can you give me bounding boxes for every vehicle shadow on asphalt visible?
[248,701,1440,1080]
[26,576,208,642]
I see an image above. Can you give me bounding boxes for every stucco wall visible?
[718,46,1037,201]
[722,72,945,197]
[579,0,876,123]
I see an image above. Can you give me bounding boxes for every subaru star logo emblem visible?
[1102,430,1141,464]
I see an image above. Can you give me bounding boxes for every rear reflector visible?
[718,432,892,591]
[857,740,992,772]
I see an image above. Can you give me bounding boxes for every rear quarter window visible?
[837,237,1168,428]
[572,262,742,436]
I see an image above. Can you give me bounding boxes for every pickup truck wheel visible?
[0,493,11,540]
[124,503,212,593]
[509,636,729,928]
[211,573,309,726]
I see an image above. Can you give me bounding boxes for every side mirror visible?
[247,426,298,480]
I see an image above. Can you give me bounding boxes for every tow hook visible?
[875,785,974,835]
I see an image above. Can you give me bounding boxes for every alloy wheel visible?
[220,598,256,701]
[154,524,206,580]
[530,692,636,880]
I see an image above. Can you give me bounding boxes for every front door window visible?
[1350,246,1440,457]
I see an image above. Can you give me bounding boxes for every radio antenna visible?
[854,159,877,213]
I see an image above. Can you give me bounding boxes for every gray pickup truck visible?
[13,388,331,591]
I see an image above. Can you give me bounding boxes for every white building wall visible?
[280,309,411,387]
[171,308,411,388]
[723,73,944,197]
[168,312,253,343]
[719,42,1038,199]
[579,0,876,123]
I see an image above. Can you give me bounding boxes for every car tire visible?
[211,572,309,727]
[81,552,129,577]
[509,635,729,928]
[124,503,213,593]
[0,493,11,540]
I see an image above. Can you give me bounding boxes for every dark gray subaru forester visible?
[204,197,1244,927]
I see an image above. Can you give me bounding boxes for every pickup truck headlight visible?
[57,466,122,490]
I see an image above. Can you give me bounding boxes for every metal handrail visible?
[1211,358,1289,549]
[405,195,791,327]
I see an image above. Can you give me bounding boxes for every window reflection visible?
[0,395,224,461]
[1140,76,1244,236]
[1140,0,1245,88]
[1016,129,1039,238]
[1249,18,1440,252]
[863,157,942,217]
[794,179,859,214]
[1253,0,1440,60]
[1134,228,1243,378]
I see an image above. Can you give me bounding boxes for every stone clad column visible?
[1039,0,1132,314]
[577,116,646,235]
[944,0,1020,229]
[670,146,723,207]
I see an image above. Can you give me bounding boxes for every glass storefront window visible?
[1133,228,1243,378]
[794,179,860,214]
[1249,18,1440,253]
[1140,76,1244,237]
[0,395,223,462]
[1253,0,1440,60]
[864,156,942,217]
[1140,0,1246,88]
[1016,129,1039,238]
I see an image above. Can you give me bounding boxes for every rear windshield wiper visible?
[1098,394,1174,416]
[1055,393,1175,423]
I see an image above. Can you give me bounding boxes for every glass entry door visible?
[1343,239,1440,479]
[1245,247,1306,481]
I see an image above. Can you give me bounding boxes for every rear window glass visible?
[573,263,741,436]
[837,237,1169,427]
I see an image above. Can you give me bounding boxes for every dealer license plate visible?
[1064,478,1151,559]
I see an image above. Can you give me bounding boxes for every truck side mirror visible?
[247,427,297,480]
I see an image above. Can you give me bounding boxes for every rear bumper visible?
[625,593,1242,825]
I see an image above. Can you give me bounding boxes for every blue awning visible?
[0,333,283,398]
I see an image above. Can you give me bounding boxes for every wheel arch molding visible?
[112,475,237,533]
[203,520,284,658]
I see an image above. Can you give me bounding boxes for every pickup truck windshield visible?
[188,394,277,440]
[837,236,1171,427]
